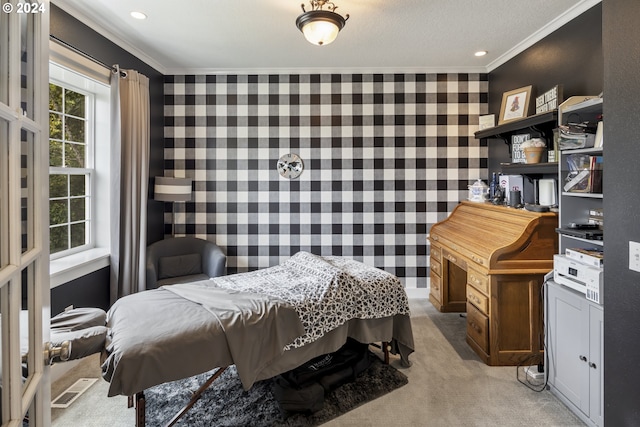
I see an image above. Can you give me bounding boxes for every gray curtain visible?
[110,66,150,302]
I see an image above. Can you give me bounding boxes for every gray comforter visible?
[101,287,303,397]
[101,253,414,397]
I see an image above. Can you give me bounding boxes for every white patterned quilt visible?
[209,251,411,349]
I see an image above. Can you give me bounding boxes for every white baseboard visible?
[51,358,83,384]
[406,287,429,299]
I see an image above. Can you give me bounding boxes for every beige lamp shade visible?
[154,177,192,202]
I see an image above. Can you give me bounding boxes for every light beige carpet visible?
[52,299,585,426]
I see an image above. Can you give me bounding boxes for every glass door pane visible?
[0,284,5,424]
[20,264,33,389]
[0,119,7,269]
[21,129,35,254]
[0,2,8,105]
[20,13,35,119]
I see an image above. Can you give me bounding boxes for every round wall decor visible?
[277,153,304,179]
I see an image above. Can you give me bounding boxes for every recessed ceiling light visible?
[475,50,488,57]
[130,11,147,20]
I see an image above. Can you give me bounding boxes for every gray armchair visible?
[146,237,227,289]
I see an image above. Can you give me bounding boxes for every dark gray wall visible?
[602,1,640,424]
[51,267,110,316]
[487,4,603,172]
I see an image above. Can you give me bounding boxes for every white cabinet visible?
[546,279,603,427]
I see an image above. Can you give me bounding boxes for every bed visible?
[100,251,415,426]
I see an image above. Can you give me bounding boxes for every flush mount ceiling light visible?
[296,1,349,46]
[474,50,488,57]
[130,11,147,20]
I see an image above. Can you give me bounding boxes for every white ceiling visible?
[52,0,600,75]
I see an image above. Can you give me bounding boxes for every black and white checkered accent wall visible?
[163,73,488,293]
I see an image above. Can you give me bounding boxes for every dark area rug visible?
[145,356,408,427]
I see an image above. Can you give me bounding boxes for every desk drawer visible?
[467,284,489,315]
[430,244,441,263]
[442,248,467,269]
[430,258,441,277]
[468,251,489,269]
[466,302,489,354]
[467,268,489,295]
[430,271,442,303]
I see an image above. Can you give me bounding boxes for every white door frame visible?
[0,1,50,426]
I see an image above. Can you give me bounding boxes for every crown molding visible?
[52,0,168,75]
[486,0,602,72]
[163,66,489,76]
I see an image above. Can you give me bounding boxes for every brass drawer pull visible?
[432,235,439,241]
[470,275,481,285]
[471,255,484,265]
[446,254,457,263]
[469,321,481,334]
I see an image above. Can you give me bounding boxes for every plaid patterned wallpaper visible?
[163,73,488,291]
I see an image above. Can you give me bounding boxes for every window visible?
[48,43,112,285]
[48,82,92,256]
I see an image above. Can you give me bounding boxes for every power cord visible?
[516,280,549,392]
[516,353,548,392]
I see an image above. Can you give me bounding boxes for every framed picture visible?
[499,85,532,125]
[478,114,495,130]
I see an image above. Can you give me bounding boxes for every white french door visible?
[0,1,50,426]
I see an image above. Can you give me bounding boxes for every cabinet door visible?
[547,283,590,414]
[588,304,604,426]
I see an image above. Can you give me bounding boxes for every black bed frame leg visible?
[382,341,390,364]
[369,342,391,364]
[135,391,145,427]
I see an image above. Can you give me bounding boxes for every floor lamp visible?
[154,176,193,236]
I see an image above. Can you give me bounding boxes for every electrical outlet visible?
[630,241,640,272]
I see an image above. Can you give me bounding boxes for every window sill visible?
[50,248,110,289]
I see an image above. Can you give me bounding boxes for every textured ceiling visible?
[52,0,600,75]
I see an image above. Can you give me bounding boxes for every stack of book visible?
[565,247,603,268]
[557,122,599,150]
[563,153,603,193]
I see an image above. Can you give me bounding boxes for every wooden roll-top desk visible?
[429,201,558,366]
